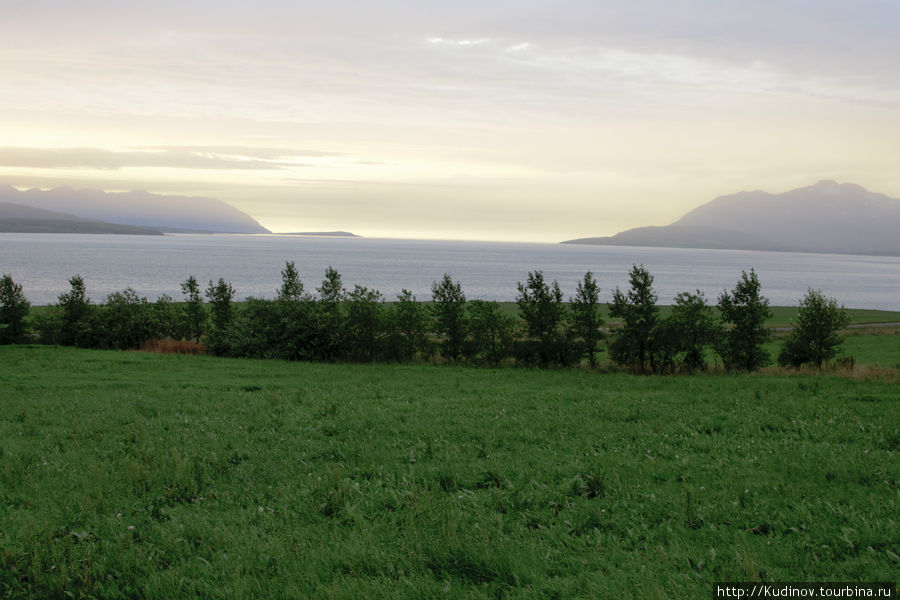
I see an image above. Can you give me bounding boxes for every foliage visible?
[466,299,515,365]
[180,275,205,343]
[57,274,100,347]
[388,289,430,362]
[570,271,604,367]
[224,298,285,359]
[778,289,850,368]
[316,266,346,361]
[345,285,385,362]
[669,290,717,371]
[277,260,305,302]
[608,264,660,373]
[0,273,30,344]
[516,270,572,367]
[430,273,467,360]
[205,278,235,355]
[716,269,772,371]
[100,288,154,350]
[151,293,180,340]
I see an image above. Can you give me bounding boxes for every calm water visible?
[2,233,899,309]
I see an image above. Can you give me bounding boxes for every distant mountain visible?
[562,181,900,256]
[0,185,270,234]
[0,201,163,235]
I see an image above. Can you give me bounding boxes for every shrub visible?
[516,270,572,367]
[608,265,660,373]
[669,290,717,371]
[387,289,431,362]
[0,273,30,344]
[431,274,467,361]
[778,289,850,369]
[570,271,604,367]
[716,269,771,371]
[466,299,515,365]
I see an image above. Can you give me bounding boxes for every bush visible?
[0,273,30,344]
[570,271,604,367]
[431,274,467,361]
[516,271,573,367]
[466,300,515,365]
[345,285,385,362]
[608,265,660,373]
[778,289,850,369]
[57,275,102,348]
[669,291,717,371]
[180,275,206,343]
[386,289,431,362]
[205,278,235,355]
[101,288,154,350]
[716,269,771,371]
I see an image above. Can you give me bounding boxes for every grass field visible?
[1,346,898,598]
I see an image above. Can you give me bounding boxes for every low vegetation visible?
[3,263,887,373]
[1,346,897,598]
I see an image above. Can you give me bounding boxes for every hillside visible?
[0,201,164,235]
[0,185,270,234]
[563,181,900,256]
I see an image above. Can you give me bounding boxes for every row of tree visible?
[0,263,850,372]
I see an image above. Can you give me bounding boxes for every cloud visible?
[0,147,312,170]
[427,37,491,46]
[505,42,532,52]
[145,146,345,159]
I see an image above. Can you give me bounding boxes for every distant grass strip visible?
[1,346,898,598]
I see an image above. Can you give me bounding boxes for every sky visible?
[2,0,899,242]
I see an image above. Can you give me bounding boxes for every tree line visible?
[0,263,850,372]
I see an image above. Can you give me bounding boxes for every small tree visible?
[180,275,205,343]
[431,273,467,361]
[516,270,569,367]
[388,289,430,362]
[716,269,771,371]
[277,261,305,302]
[608,264,659,373]
[778,289,850,369]
[316,266,346,360]
[345,284,385,362]
[102,287,153,349]
[670,290,717,371]
[570,271,604,367]
[467,299,515,365]
[0,274,30,344]
[58,274,97,347]
[205,278,235,354]
[151,294,179,340]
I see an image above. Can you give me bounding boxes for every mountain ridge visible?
[1,185,270,234]
[562,181,900,256]
[0,201,165,235]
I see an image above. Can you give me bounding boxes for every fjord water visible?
[2,233,899,309]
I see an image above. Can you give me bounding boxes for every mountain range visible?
[0,185,270,234]
[0,202,165,235]
[562,180,900,256]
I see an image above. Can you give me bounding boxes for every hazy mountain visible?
[0,185,270,234]
[562,181,900,256]
[0,201,163,235]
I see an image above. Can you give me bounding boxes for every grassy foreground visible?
[1,347,898,599]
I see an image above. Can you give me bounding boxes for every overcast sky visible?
[2,0,899,241]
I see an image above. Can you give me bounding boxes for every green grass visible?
[1,346,898,598]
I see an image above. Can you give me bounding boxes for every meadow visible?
[1,345,898,598]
